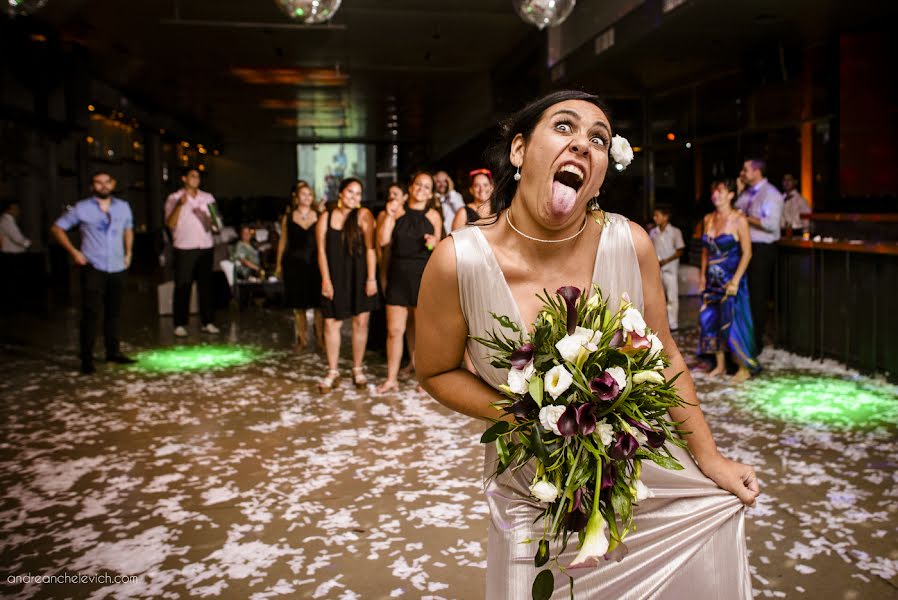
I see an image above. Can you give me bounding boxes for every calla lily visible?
[600,461,618,490]
[505,393,538,421]
[622,331,652,354]
[557,286,581,335]
[610,433,639,460]
[566,509,590,533]
[604,541,629,563]
[626,418,666,449]
[556,404,579,437]
[510,343,535,370]
[576,403,596,435]
[569,511,609,568]
[590,372,620,401]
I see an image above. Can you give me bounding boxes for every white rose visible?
[554,326,593,363]
[647,334,663,357]
[544,365,574,400]
[507,361,535,395]
[632,370,665,385]
[605,366,627,390]
[610,135,634,168]
[539,404,567,436]
[529,480,559,503]
[595,419,614,447]
[634,479,654,502]
[621,307,647,337]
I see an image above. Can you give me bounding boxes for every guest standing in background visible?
[735,158,782,354]
[376,172,441,393]
[451,168,493,231]
[50,171,136,374]
[164,167,220,337]
[700,180,759,381]
[433,171,464,237]
[780,173,811,237]
[0,201,31,253]
[276,180,323,352]
[316,178,378,392]
[649,206,685,331]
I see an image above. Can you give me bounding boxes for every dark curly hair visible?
[485,90,611,216]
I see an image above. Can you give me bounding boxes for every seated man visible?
[232,225,261,281]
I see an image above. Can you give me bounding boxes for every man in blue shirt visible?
[735,158,783,354]
[51,171,136,374]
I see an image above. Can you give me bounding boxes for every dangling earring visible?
[513,166,521,182]
[588,193,601,212]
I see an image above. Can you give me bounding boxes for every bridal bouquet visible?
[475,286,689,599]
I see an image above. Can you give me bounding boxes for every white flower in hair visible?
[610,135,634,169]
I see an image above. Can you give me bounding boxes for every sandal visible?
[318,369,340,392]
[352,367,368,389]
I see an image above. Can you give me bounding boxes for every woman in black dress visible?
[376,172,442,392]
[276,180,322,351]
[451,168,494,231]
[316,178,378,392]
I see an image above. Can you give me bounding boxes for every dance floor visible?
[1,293,896,599]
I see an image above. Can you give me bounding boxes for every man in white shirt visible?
[433,171,465,236]
[164,167,220,337]
[0,201,32,253]
[735,158,783,352]
[649,207,685,331]
[780,174,811,236]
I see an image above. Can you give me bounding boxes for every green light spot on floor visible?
[742,374,898,428]
[132,345,264,373]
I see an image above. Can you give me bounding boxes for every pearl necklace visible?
[505,209,588,244]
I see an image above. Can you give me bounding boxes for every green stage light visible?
[741,374,898,428]
[131,345,264,373]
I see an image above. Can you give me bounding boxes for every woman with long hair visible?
[698,179,759,381]
[276,180,323,351]
[376,172,442,393]
[316,178,378,392]
[415,90,758,598]
[451,168,494,231]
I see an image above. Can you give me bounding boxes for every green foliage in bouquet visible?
[473,285,691,599]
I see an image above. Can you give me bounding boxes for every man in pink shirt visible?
[164,167,220,336]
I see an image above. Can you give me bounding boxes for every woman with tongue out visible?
[415,90,758,599]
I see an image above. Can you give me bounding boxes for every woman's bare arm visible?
[630,222,759,505]
[416,238,506,421]
[731,215,753,286]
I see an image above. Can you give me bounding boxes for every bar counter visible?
[776,237,898,379]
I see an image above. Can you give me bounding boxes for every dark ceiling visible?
[34,0,534,144]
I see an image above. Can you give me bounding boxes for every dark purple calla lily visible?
[601,461,618,490]
[571,486,584,512]
[557,404,579,437]
[505,393,538,421]
[576,403,597,435]
[565,507,590,533]
[625,418,666,449]
[556,286,581,335]
[589,372,620,401]
[610,433,639,460]
[645,429,666,449]
[510,343,535,370]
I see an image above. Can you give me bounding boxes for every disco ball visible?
[274,0,342,24]
[7,0,48,16]
[513,0,577,30]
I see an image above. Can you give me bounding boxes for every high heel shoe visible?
[352,367,368,389]
[318,369,340,393]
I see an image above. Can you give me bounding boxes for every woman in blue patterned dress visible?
[699,179,760,381]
